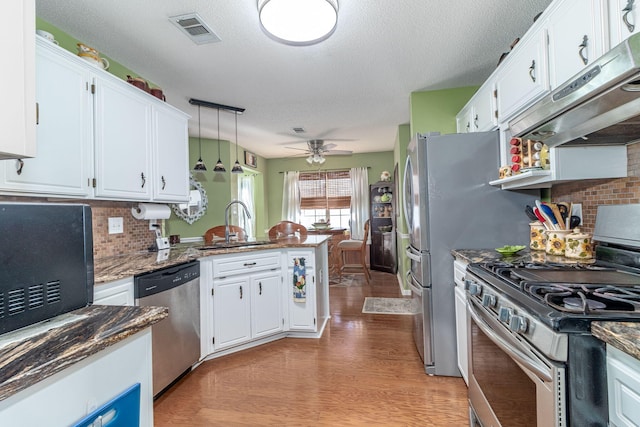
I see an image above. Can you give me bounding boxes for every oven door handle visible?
[468,301,553,382]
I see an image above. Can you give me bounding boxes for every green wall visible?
[265,152,394,229]
[410,86,478,136]
[165,137,269,240]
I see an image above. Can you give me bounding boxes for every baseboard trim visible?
[398,272,411,296]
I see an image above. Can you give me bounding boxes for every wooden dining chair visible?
[204,225,247,245]
[337,220,370,284]
[268,221,308,240]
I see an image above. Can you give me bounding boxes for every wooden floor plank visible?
[154,270,469,426]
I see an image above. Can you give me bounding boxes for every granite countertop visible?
[94,235,330,284]
[451,248,594,265]
[0,305,167,401]
[592,322,640,360]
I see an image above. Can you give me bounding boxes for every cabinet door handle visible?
[140,172,146,188]
[16,159,24,176]
[36,102,39,125]
[473,114,479,128]
[528,60,536,83]
[161,175,166,190]
[578,35,589,65]
[465,122,470,132]
[239,285,243,299]
[624,0,636,33]
[259,282,263,295]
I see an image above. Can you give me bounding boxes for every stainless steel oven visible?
[467,296,565,426]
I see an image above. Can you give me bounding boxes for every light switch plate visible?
[108,217,123,234]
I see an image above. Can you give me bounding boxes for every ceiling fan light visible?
[306,155,314,164]
[318,156,326,164]
[258,0,338,46]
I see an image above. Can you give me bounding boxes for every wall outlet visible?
[572,203,583,224]
[108,217,124,234]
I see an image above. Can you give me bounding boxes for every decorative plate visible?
[495,245,526,256]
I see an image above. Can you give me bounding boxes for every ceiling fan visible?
[285,139,353,164]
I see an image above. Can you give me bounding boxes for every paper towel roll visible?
[131,203,171,220]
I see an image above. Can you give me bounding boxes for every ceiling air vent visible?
[292,127,306,134]
[169,13,221,45]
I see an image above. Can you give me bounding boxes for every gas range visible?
[466,204,640,427]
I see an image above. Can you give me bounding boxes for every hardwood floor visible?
[153,270,469,426]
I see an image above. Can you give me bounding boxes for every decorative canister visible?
[545,230,572,256]
[529,221,546,250]
[565,228,594,259]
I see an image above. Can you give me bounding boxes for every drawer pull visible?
[243,262,257,266]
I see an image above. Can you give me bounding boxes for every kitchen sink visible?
[196,240,274,250]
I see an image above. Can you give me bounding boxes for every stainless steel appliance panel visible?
[135,261,200,396]
[408,274,433,370]
[467,298,565,427]
[403,132,539,377]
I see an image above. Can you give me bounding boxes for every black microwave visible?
[0,202,94,335]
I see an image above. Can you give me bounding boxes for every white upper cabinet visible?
[93,74,153,200]
[152,106,190,202]
[495,25,549,121]
[547,0,607,90]
[0,38,190,202]
[609,0,640,46]
[456,79,497,133]
[1,0,36,159]
[0,37,93,196]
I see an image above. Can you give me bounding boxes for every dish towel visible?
[293,257,306,302]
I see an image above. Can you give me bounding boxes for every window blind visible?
[299,170,351,210]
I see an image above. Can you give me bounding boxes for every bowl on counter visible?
[378,225,393,232]
[495,245,526,256]
[312,222,330,230]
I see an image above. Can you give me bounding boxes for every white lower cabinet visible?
[453,259,469,385]
[93,277,134,306]
[207,251,284,352]
[607,344,640,426]
[0,331,154,427]
[286,249,317,332]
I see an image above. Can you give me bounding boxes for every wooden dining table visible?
[307,227,349,277]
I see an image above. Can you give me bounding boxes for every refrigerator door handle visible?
[405,246,421,262]
[408,274,422,295]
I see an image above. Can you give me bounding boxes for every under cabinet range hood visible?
[510,33,640,147]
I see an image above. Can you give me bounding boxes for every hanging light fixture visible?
[231,112,244,174]
[258,0,338,46]
[192,105,207,171]
[213,108,226,173]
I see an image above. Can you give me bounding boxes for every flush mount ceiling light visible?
[258,0,338,46]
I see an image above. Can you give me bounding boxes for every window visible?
[299,170,351,228]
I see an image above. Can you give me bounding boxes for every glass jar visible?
[529,221,546,251]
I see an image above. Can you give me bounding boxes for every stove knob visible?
[498,307,512,323]
[482,294,497,308]
[468,282,483,296]
[509,315,528,333]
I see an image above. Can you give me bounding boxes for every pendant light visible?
[231,112,244,174]
[213,108,226,173]
[192,105,207,171]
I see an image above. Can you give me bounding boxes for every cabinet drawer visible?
[453,259,467,288]
[285,250,315,270]
[213,252,281,278]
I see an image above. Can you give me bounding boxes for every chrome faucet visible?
[224,200,251,243]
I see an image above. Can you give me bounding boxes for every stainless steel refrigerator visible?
[403,132,539,376]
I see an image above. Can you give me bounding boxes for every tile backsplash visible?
[0,196,156,259]
[552,143,640,232]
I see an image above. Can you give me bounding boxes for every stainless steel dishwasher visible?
[134,260,200,397]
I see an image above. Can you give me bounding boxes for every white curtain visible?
[349,167,369,241]
[238,175,255,238]
[281,171,301,222]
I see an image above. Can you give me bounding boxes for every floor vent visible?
[169,13,221,45]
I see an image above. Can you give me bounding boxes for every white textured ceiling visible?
[36,0,552,159]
